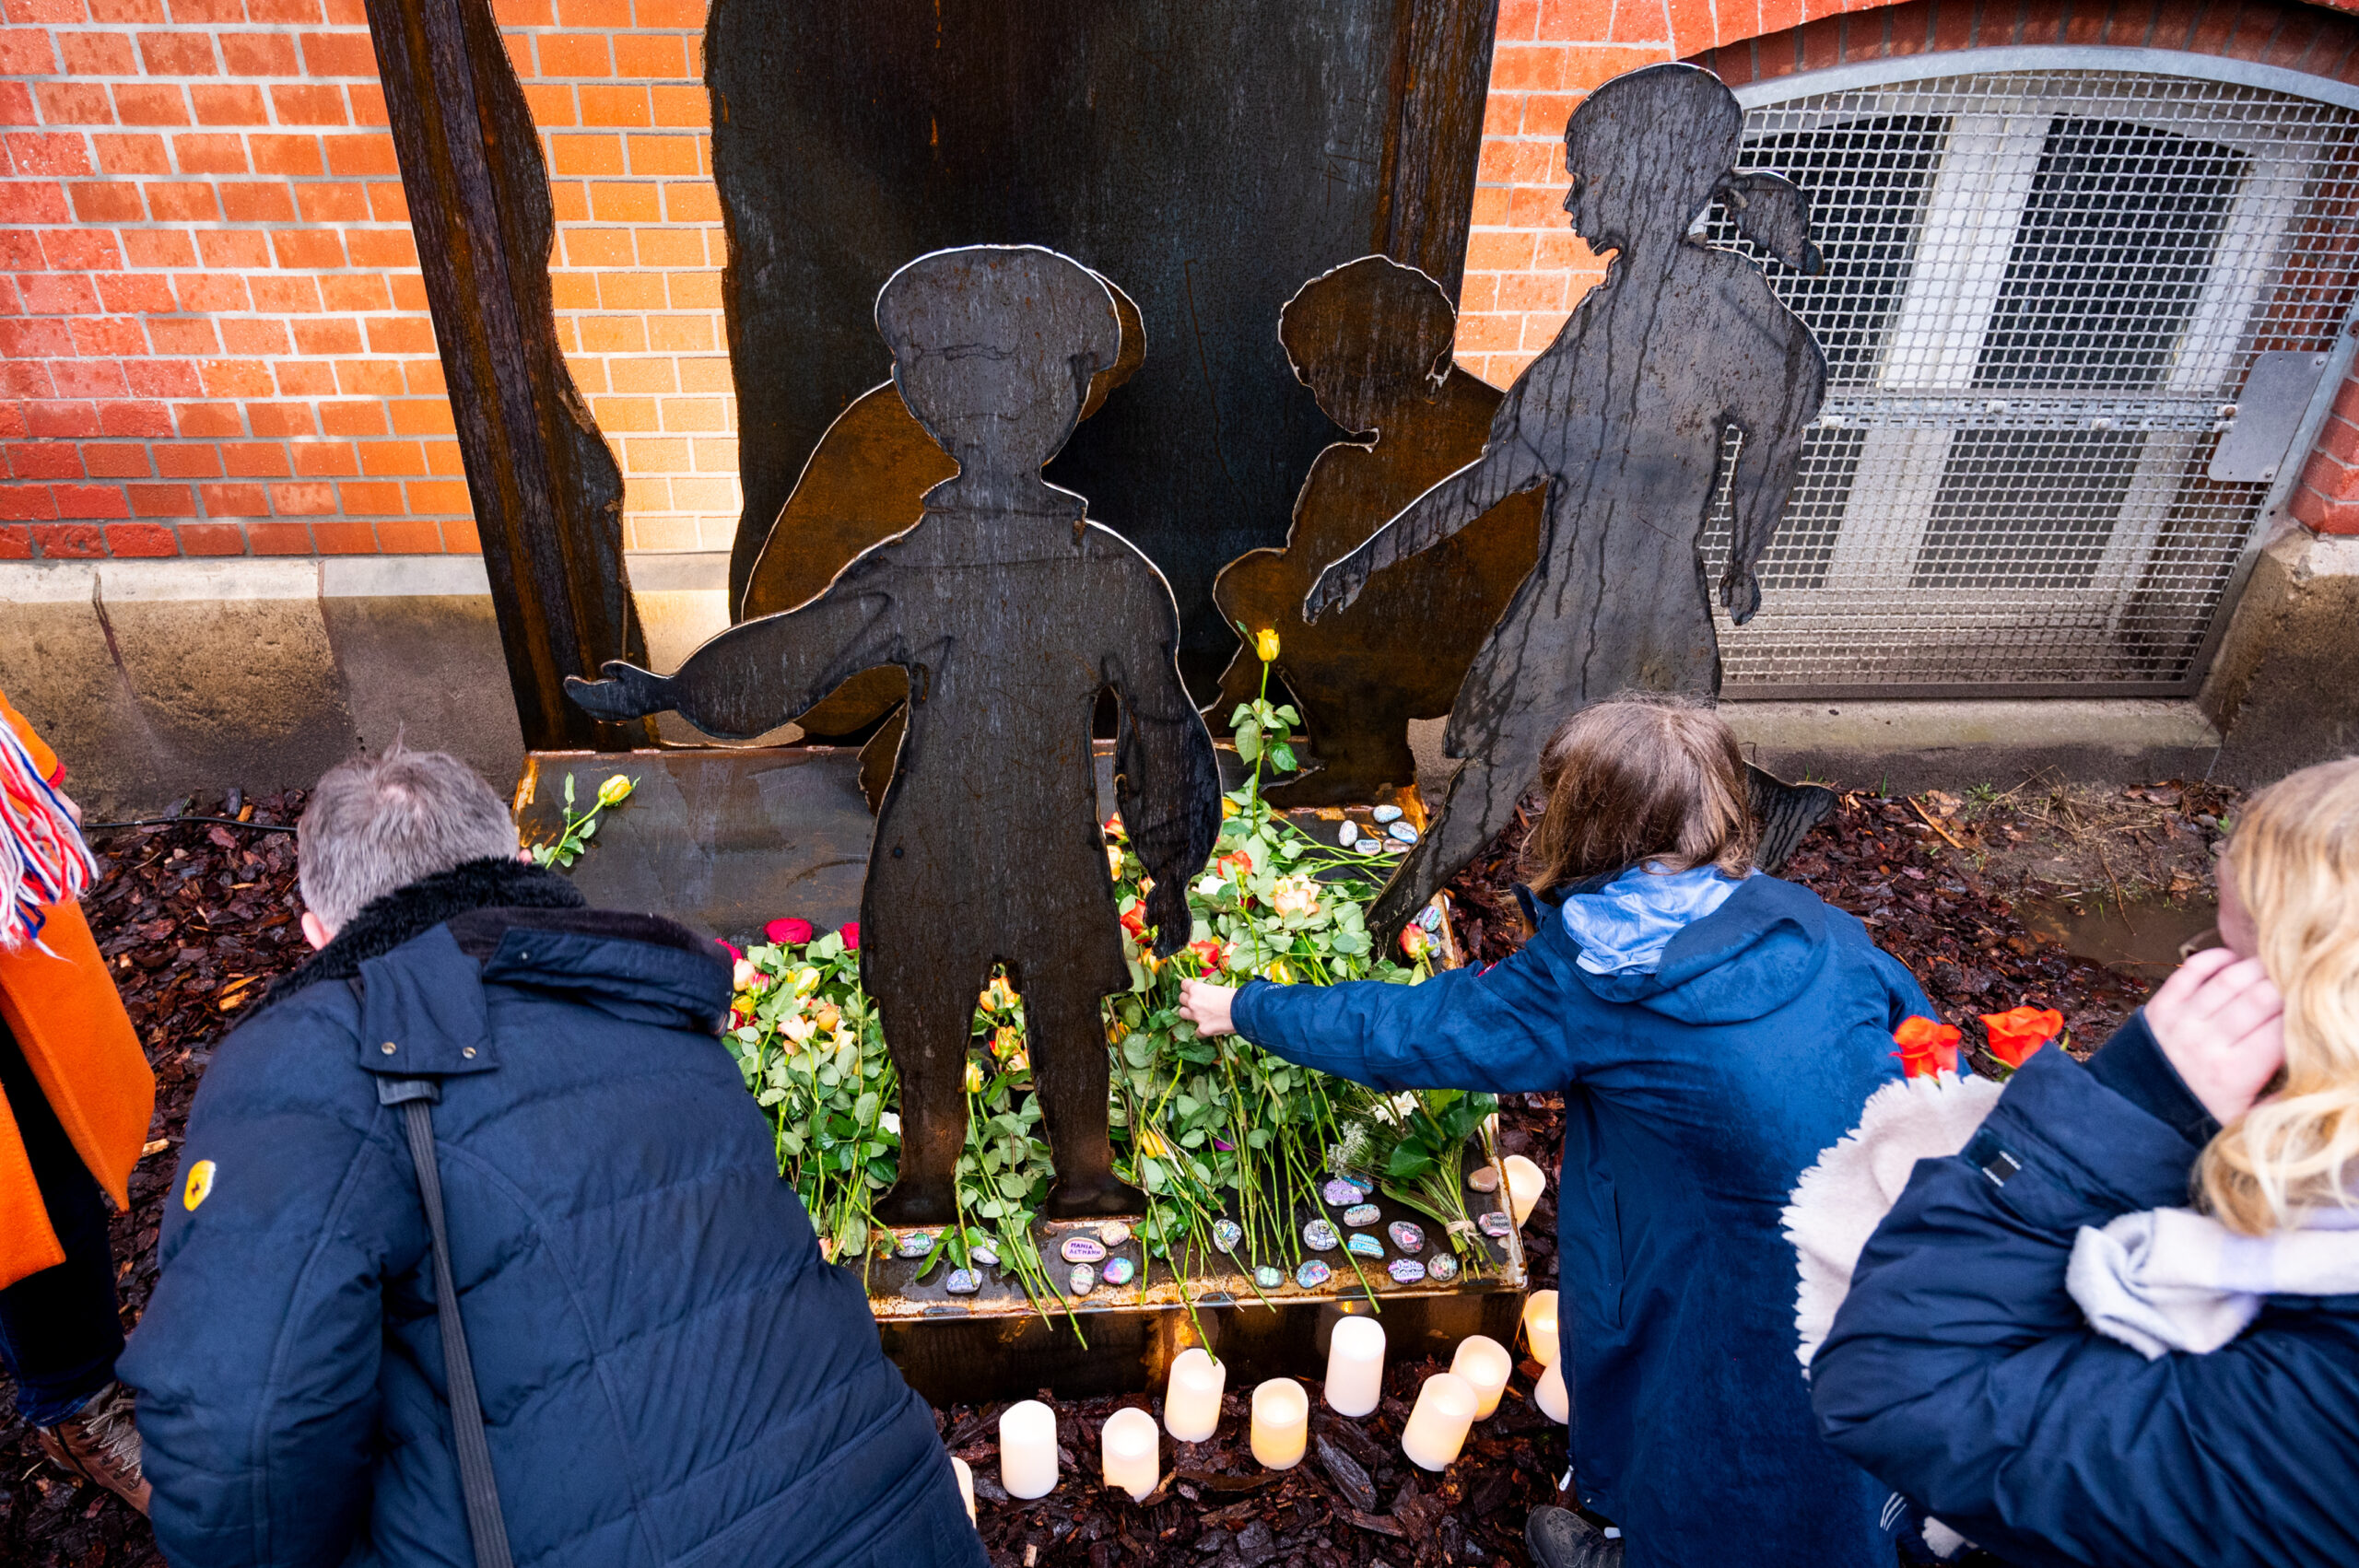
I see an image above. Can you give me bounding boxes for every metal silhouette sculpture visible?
[1213,257,1543,807]
[740,279,1147,810]
[569,247,1219,1223]
[1305,64,1827,942]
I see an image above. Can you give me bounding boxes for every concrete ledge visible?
[1724,697,2223,792]
[2201,525,2359,783]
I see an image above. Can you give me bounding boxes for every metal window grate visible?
[1697,68,2359,695]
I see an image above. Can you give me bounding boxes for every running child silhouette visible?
[570,246,1219,1223]
[1304,64,1825,946]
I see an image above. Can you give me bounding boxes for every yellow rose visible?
[1255,627,1281,662]
[792,965,822,996]
[815,1003,841,1033]
[1220,796,1239,820]
[1262,958,1293,985]
[596,774,635,808]
[1135,1126,1172,1158]
[1108,842,1126,880]
[964,1059,985,1093]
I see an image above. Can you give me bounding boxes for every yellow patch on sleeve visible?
[182,1159,215,1211]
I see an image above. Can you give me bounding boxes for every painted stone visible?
[1466,1164,1501,1193]
[1296,1259,1332,1289]
[1061,1235,1108,1264]
[1101,1255,1136,1287]
[971,1241,1001,1268]
[1417,903,1444,931]
[1337,822,1362,848]
[1371,804,1403,824]
[944,1268,981,1295]
[1322,1177,1368,1207]
[1212,1218,1243,1253]
[1387,820,1420,844]
[1388,1258,1427,1284]
[1345,1232,1385,1258]
[1098,1221,1133,1246]
[1479,1210,1515,1238]
[896,1231,936,1258]
[1427,1253,1461,1282]
[1303,1219,1340,1252]
[1342,1202,1381,1228]
[1069,1263,1097,1296]
[1254,1266,1285,1291]
[1387,1220,1426,1254]
[1385,840,1410,854]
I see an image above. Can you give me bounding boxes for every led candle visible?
[1000,1399,1059,1500]
[1100,1406,1160,1500]
[1522,1289,1561,1368]
[1450,1334,1513,1420]
[1534,1359,1569,1423]
[1400,1372,1478,1471]
[1164,1346,1226,1442]
[1504,1154,1546,1226]
[950,1456,976,1523]
[1323,1314,1386,1418]
[1250,1378,1309,1469]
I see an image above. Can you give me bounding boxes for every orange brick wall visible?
[3,0,2356,559]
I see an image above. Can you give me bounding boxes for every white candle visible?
[1400,1371,1478,1471]
[1533,1359,1569,1423]
[1522,1289,1561,1367]
[951,1455,976,1523]
[1250,1378,1309,1469]
[1100,1406,1160,1500]
[1504,1154,1546,1226]
[1000,1399,1059,1500]
[1323,1314,1386,1418]
[1449,1334,1513,1420]
[1164,1346,1226,1443]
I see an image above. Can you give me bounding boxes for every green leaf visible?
[1268,743,1297,773]
[1234,720,1262,764]
[563,774,577,806]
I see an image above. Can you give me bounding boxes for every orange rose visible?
[1891,1015,1962,1079]
[1980,1005,2064,1069]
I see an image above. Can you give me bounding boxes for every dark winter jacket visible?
[1232,872,1931,1568]
[1812,1013,2359,1567]
[119,859,981,1568]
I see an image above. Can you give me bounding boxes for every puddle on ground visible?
[2021,893,2219,981]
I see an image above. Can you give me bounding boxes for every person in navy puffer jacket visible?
[1811,756,2359,1567]
[1180,695,1933,1568]
[118,744,982,1568]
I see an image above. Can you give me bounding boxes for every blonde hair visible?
[2199,757,2359,1235]
[1520,694,1756,892]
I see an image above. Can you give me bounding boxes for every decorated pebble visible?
[1345,1233,1385,1258]
[1479,1210,1515,1238]
[1372,804,1403,824]
[1098,1221,1133,1246]
[1101,1255,1136,1287]
[1466,1164,1501,1193]
[1337,822,1362,848]
[1385,840,1410,854]
[1212,1218,1243,1253]
[1427,1253,1461,1282]
[1388,820,1420,844]
[1295,1259,1332,1289]
[1302,1219,1340,1252]
[944,1268,981,1295]
[897,1231,936,1258]
[1321,1177,1368,1207]
[971,1242,1000,1268]
[1341,1202,1381,1228]
[1069,1263,1097,1296]
[1254,1266,1285,1291]
[1417,904,1443,931]
[1061,1235,1108,1264]
[1387,1220,1426,1254]
[1387,1258,1427,1284]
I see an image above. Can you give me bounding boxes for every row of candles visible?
[952,1288,1565,1510]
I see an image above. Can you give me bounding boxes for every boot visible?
[35,1379,150,1515]
[1526,1507,1622,1568]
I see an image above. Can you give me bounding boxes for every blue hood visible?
[1531,872,1833,1026]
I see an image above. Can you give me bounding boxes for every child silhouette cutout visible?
[1212,256,1541,806]
[570,246,1218,1223]
[1305,64,1826,944]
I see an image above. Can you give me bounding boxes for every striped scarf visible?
[0,716,96,954]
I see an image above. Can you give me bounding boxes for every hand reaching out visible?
[1303,553,1370,624]
[2144,946,2285,1126]
[1179,979,1237,1038]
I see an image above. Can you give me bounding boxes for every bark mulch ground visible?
[3,779,2220,1565]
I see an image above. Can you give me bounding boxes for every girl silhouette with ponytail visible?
[1307,64,1825,947]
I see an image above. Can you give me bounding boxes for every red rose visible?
[1891,1015,1961,1079]
[1980,1005,2063,1069]
[718,940,744,965]
[1215,851,1253,880]
[765,918,814,946]
[1120,904,1147,938]
[837,922,860,952]
[1186,938,1225,973]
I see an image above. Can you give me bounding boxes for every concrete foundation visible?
[2200,526,2359,785]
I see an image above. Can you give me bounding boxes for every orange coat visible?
[0,692,154,1290]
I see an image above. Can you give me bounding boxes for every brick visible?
[145,180,219,220]
[190,83,266,125]
[97,399,170,436]
[52,481,128,518]
[125,482,195,515]
[32,521,107,554]
[323,133,398,175]
[0,181,69,224]
[352,439,426,476]
[41,228,121,270]
[0,522,27,556]
[147,316,218,355]
[359,314,432,356]
[388,397,454,434]
[60,32,138,74]
[197,482,267,517]
[219,180,297,221]
[341,228,413,267]
[309,519,377,552]
[221,31,299,74]
[274,360,334,395]
[114,84,192,127]
[51,359,127,397]
[555,0,628,22]
[269,84,347,126]
[405,477,469,512]
[220,318,291,357]
[176,521,245,553]
[170,133,249,173]
[0,485,57,520]
[89,0,169,18]
[100,521,178,556]
[591,271,663,312]
[315,276,387,316]
[0,81,28,125]
[369,517,442,553]
[666,269,720,310]
[632,225,705,269]
[198,359,274,398]
[266,478,334,513]
[173,273,247,311]
[0,27,57,71]
[250,275,322,314]
[297,29,374,74]
[335,477,399,513]
[291,180,368,223]
[137,29,217,73]
[539,32,612,75]
[613,33,687,76]
[6,441,81,478]
[522,83,578,126]
[634,0,705,25]
[245,521,315,552]
[10,134,97,176]
[334,357,402,395]
[153,443,223,478]
[578,85,649,127]
[171,403,241,438]
[124,357,199,395]
[386,275,428,311]
[1508,182,1570,227]
[217,439,288,477]
[35,83,116,125]
[0,360,55,397]
[648,84,707,128]
[169,0,245,19]
[364,179,407,221]
[245,0,324,19]
[550,133,624,176]
[250,134,323,174]
[78,440,150,478]
[647,314,711,352]
[1564,43,1671,88]
[268,227,346,269]
[352,83,389,126]
[662,179,719,222]
[284,439,354,481]
[1465,230,1538,271]
[195,228,271,268]
[70,316,147,356]
[421,438,463,474]
[401,357,444,394]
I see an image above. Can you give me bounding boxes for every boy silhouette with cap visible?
[571,245,1217,1223]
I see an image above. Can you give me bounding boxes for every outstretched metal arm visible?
[567,566,904,738]
[1106,601,1221,959]
[1719,322,1826,626]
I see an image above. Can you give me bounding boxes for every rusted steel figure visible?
[1306,64,1826,942]
[570,247,1218,1223]
[1212,257,1543,807]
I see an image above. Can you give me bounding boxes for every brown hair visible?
[1519,694,1757,892]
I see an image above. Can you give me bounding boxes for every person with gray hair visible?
[119,744,983,1567]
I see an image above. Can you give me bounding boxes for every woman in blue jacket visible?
[1811,757,2359,1567]
[1181,696,1932,1568]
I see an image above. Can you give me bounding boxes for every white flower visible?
[732,958,757,991]
[878,1112,901,1135]
[1270,876,1320,919]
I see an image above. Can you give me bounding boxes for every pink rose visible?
[718,940,744,964]
[838,922,860,951]
[765,918,815,946]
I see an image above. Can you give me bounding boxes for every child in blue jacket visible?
[1181,695,1932,1568]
